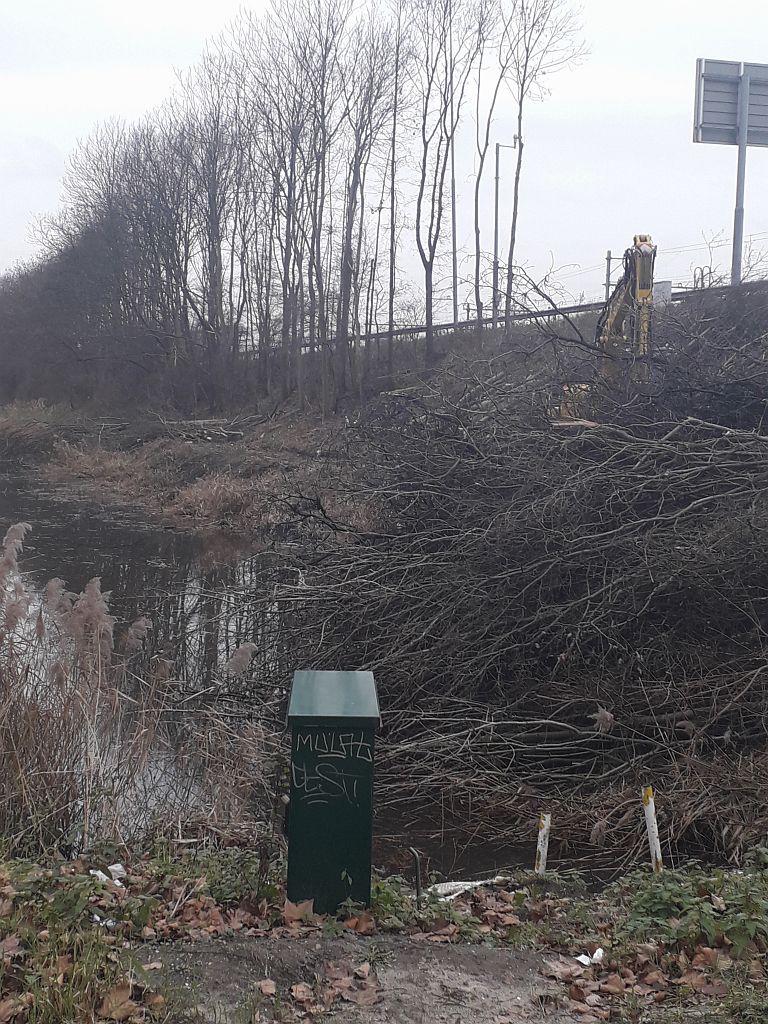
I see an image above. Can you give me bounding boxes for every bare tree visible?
[387,0,407,380]
[409,0,484,362]
[334,17,396,401]
[502,0,584,327]
[0,0,587,412]
[472,0,517,321]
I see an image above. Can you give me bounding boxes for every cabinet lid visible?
[287,670,380,727]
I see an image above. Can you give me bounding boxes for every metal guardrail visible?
[361,284,748,345]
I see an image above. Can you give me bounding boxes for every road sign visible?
[694,59,768,147]
[694,59,768,284]
[696,57,768,146]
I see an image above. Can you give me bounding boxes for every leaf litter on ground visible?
[2,853,768,1022]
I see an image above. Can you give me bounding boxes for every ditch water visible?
[1,469,552,882]
[0,469,271,686]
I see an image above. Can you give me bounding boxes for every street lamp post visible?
[492,139,518,329]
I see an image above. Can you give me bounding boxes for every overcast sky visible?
[2,0,768,304]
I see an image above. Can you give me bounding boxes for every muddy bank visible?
[0,402,345,536]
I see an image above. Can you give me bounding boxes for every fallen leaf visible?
[567,1001,598,1019]
[636,942,658,958]
[354,962,371,980]
[526,899,549,922]
[56,955,73,975]
[318,985,339,1009]
[290,982,314,1004]
[0,936,21,961]
[701,978,728,998]
[341,982,380,1007]
[329,977,355,993]
[542,957,585,982]
[257,980,276,997]
[96,983,138,1021]
[144,993,166,1012]
[345,911,376,936]
[675,970,708,992]
[324,961,354,980]
[641,969,668,990]
[693,947,720,968]
[598,973,625,996]
[283,898,315,924]
[0,993,33,1024]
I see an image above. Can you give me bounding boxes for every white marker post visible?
[642,785,663,873]
[535,813,551,875]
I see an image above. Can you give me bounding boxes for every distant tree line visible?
[0,0,581,413]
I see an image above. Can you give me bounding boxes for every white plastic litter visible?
[91,913,117,928]
[90,866,124,888]
[427,875,512,902]
[107,863,127,881]
[575,948,604,967]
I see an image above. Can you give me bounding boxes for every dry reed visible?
[0,523,282,858]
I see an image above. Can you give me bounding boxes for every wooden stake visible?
[535,812,551,875]
[642,785,663,873]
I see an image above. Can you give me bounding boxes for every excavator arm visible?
[557,234,657,421]
[596,234,657,384]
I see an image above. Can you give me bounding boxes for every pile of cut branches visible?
[272,289,768,864]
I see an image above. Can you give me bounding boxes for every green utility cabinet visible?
[286,670,380,914]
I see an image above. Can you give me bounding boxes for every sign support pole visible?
[731,68,750,286]
[493,143,500,328]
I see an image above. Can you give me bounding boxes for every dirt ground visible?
[142,933,569,1023]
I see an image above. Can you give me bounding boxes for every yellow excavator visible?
[596,233,657,385]
[559,234,657,420]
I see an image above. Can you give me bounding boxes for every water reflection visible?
[0,471,279,692]
[0,470,291,852]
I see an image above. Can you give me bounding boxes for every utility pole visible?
[604,250,612,302]
[492,140,517,328]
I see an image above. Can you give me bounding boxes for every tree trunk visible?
[281,132,298,399]
[473,153,485,322]
[387,3,402,382]
[335,150,363,402]
[425,261,434,363]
